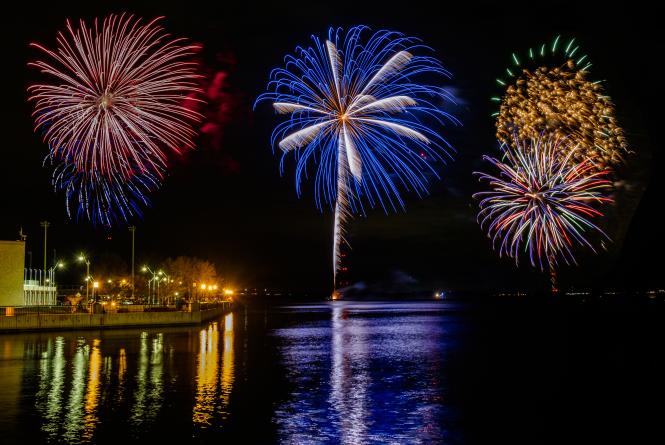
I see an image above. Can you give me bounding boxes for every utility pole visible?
[129,226,136,299]
[40,221,50,274]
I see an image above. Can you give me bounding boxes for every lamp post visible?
[40,221,50,274]
[77,254,91,305]
[158,272,172,304]
[48,261,65,284]
[142,266,159,305]
[129,226,136,300]
[44,261,64,305]
[156,271,166,305]
[92,280,99,303]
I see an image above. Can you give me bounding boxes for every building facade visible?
[0,240,26,306]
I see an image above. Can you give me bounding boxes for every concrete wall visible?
[0,241,25,306]
[0,305,230,333]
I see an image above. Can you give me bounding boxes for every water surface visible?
[1,299,663,444]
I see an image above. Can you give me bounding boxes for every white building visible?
[23,269,57,305]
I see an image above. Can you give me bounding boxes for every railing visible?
[1,301,232,317]
[1,305,75,316]
[199,301,231,311]
[24,268,57,305]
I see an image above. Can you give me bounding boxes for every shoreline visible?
[0,302,232,334]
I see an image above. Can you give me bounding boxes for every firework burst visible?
[493,36,627,171]
[256,26,459,287]
[51,159,161,227]
[474,135,613,272]
[28,13,202,179]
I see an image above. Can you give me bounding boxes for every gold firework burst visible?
[496,44,628,171]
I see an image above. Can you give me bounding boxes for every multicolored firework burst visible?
[493,36,627,171]
[474,136,613,276]
[28,13,203,224]
[51,159,161,227]
[256,25,459,288]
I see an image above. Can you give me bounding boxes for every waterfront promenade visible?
[0,302,232,333]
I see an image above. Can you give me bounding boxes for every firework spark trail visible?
[332,127,351,282]
[474,135,613,273]
[28,13,204,225]
[493,36,627,172]
[29,13,203,178]
[51,159,161,226]
[257,26,459,288]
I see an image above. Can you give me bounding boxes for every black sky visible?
[1,1,661,295]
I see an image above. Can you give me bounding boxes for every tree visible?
[160,256,221,301]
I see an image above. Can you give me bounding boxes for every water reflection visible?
[0,304,451,443]
[330,305,370,444]
[0,312,238,443]
[273,302,451,444]
[194,322,220,425]
[193,312,235,427]
[131,332,164,427]
[221,312,235,415]
[117,347,127,404]
[83,339,101,441]
[37,337,64,438]
[64,339,88,442]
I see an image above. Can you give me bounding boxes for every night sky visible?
[1,1,661,295]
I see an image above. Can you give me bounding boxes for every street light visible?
[93,281,100,303]
[40,221,50,273]
[47,261,65,282]
[77,254,91,305]
[158,271,173,304]
[142,266,160,305]
[129,226,136,300]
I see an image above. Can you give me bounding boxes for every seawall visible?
[0,303,231,333]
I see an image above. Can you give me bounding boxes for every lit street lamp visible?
[142,266,162,305]
[92,281,100,303]
[129,226,136,300]
[46,260,65,285]
[157,270,165,304]
[40,221,50,273]
[77,254,91,305]
[159,271,173,304]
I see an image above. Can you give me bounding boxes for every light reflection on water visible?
[0,311,238,443]
[273,301,454,444]
[0,303,454,443]
[63,339,88,442]
[193,312,235,428]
